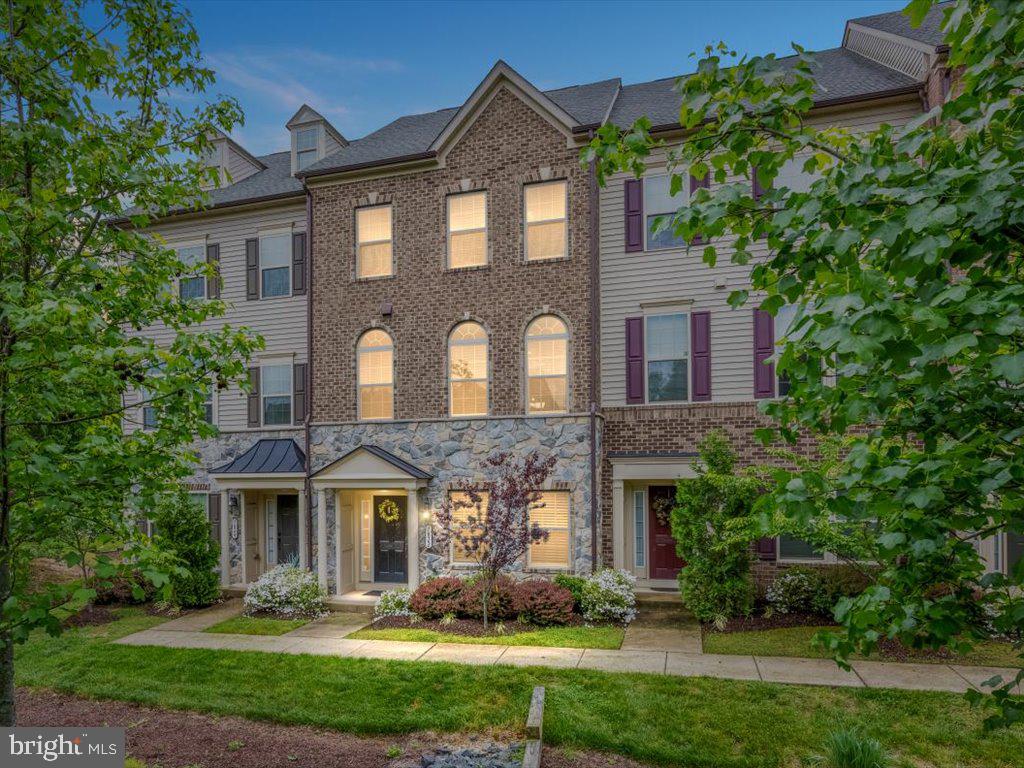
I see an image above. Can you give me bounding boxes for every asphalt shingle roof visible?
[609,47,918,128]
[212,438,305,474]
[849,3,950,47]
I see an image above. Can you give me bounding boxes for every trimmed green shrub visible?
[374,587,412,618]
[672,431,759,623]
[579,568,637,624]
[553,573,586,610]
[150,490,220,608]
[243,564,326,617]
[90,570,156,605]
[408,576,464,619]
[513,580,574,625]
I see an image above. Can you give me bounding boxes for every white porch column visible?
[316,487,328,589]
[612,479,625,570]
[219,490,230,587]
[406,488,420,590]
[297,488,308,571]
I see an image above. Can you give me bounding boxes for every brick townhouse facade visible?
[128,3,1021,599]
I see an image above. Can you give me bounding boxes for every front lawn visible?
[347,623,624,650]
[703,625,1024,668]
[205,616,309,636]
[12,610,1024,768]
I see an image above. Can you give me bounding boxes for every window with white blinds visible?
[356,205,393,278]
[447,191,487,268]
[449,490,488,565]
[529,491,570,568]
[524,181,567,261]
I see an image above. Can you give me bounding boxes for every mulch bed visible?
[369,615,585,637]
[61,604,118,629]
[16,688,652,768]
[705,612,833,634]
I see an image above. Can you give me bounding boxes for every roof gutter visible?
[109,189,305,228]
[297,150,437,182]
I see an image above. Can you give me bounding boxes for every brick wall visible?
[599,401,819,566]
[309,87,593,423]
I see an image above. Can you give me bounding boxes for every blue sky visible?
[186,0,908,156]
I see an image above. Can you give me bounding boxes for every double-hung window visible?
[261,364,292,425]
[524,181,567,261]
[356,205,393,278]
[177,244,206,301]
[646,313,688,402]
[260,233,291,298]
[448,490,488,565]
[448,322,488,417]
[203,385,215,424]
[447,191,487,268]
[357,329,394,420]
[526,315,569,414]
[528,491,570,569]
[644,174,687,250]
[295,127,319,170]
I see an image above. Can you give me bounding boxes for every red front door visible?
[648,485,685,580]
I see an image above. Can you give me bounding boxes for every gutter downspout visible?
[304,186,314,571]
[587,129,601,573]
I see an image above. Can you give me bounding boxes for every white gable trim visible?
[311,446,428,489]
[429,61,580,156]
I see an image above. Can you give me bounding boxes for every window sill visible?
[445,263,490,274]
[353,274,395,283]
[524,255,571,265]
[259,293,294,301]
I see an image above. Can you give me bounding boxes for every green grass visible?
[347,623,624,649]
[13,612,1024,768]
[703,625,1024,668]
[205,616,309,636]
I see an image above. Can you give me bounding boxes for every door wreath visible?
[377,499,401,524]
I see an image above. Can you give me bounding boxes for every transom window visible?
[295,126,319,170]
[447,191,487,269]
[261,364,292,426]
[646,313,689,403]
[448,321,488,417]
[644,174,688,250]
[529,491,570,569]
[357,329,394,420]
[177,244,206,301]
[356,205,393,278]
[526,315,568,414]
[260,233,291,298]
[524,180,567,261]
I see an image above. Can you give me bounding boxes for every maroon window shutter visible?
[207,493,221,544]
[624,179,643,252]
[625,316,645,404]
[751,165,767,201]
[247,366,261,427]
[690,173,710,245]
[756,537,777,560]
[292,363,307,425]
[245,238,259,301]
[291,232,307,295]
[690,311,711,402]
[206,243,221,299]
[753,309,775,399]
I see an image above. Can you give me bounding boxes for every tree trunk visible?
[482,577,491,631]
[0,625,12,727]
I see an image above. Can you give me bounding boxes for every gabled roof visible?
[848,2,951,48]
[312,444,432,481]
[286,103,348,147]
[212,438,306,475]
[213,129,267,172]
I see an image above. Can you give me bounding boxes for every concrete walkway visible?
[116,604,1021,695]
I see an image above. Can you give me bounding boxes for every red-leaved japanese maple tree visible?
[435,452,556,628]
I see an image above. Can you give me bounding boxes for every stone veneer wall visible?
[309,415,595,589]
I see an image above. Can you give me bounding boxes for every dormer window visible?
[296,126,319,170]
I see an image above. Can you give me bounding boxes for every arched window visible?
[526,315,568,414]
[357,329,393,420]
[448,321,488,417]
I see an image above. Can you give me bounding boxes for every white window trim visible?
[356,330,394,421]
[448,323,489,417]
[356,204,394,279]
[525,315,570,415]
[293,124,322,172]
[633,488,646,570]
[524,180,568,262]
[260,362,293,427]
[446,191,488,269]
[643,172,688,253]
[172,239,208,301]
[644,312,690,405]
[526,491,571,571]
[258,229,293,300]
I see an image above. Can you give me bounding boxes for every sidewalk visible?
[116,609,1022,695]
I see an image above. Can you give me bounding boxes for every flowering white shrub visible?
[374,587,413,619]
[765,568,820,615]
[243,564,327,618]
[580,568,637,624]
